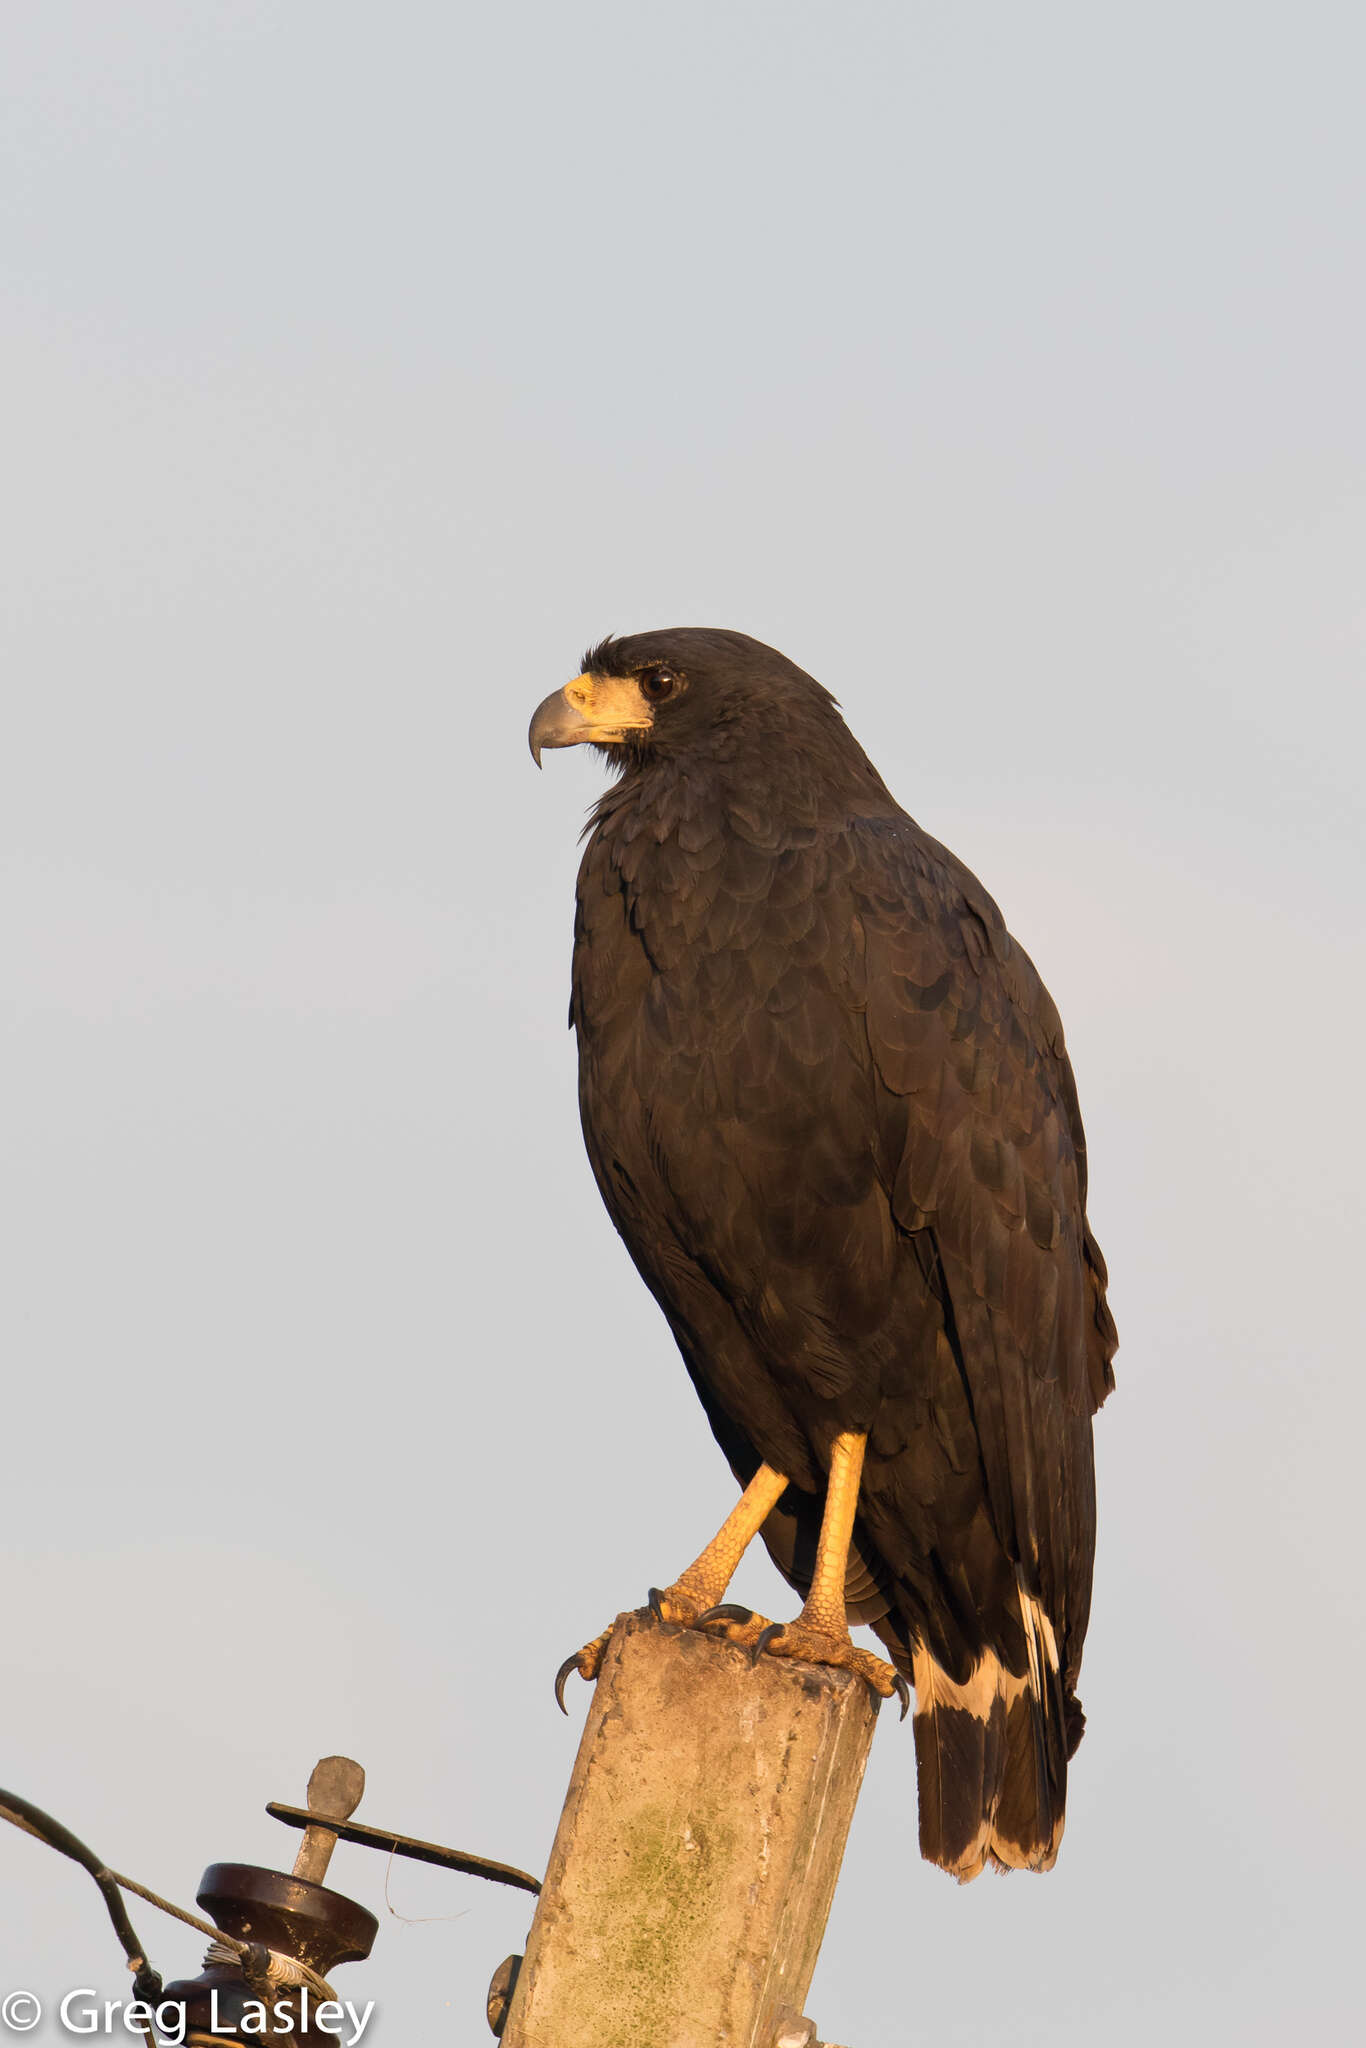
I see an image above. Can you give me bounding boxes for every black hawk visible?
[529,628,1116,1878]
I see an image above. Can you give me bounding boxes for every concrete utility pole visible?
[499,1609,877,2048]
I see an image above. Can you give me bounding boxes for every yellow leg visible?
[743,1431,907,1712]
[556,1463,790,1708]
[664,1462,791,1615]
[797,1430,868,1636]
[555,1436,907,1715]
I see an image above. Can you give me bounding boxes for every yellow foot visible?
[553,1593,908,1720]
[695,1603,910,1717]
[553,1583,721,1713]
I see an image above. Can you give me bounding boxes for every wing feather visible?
[848,815,1116,1688]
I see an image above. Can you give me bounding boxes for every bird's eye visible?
[638,667,679,704]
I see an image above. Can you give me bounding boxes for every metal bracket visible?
[266,1803,541,1896]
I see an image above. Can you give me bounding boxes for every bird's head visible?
[527,627,853,774]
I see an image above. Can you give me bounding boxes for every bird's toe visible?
[696,1602,776,1649]
[752,1619,908,1711]
[553,1628,612,1713]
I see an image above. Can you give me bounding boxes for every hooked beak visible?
[528,673,654,767]
[528,684,592,767]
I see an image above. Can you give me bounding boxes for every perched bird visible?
[529,628,1116,1878]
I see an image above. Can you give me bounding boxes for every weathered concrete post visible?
[501,1609,878,2048]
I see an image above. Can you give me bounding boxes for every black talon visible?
[647,1586,667,1621]
[697,1603,754,1629]
[751,1622,784,1666]
[893,1674,911,1721]
[554,1652,582,1715]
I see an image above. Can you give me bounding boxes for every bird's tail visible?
[909,1588,1071,1881]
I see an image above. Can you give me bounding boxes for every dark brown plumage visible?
[532,627,1116,1877]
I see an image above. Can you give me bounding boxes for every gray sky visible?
[2,4,1362,2040]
